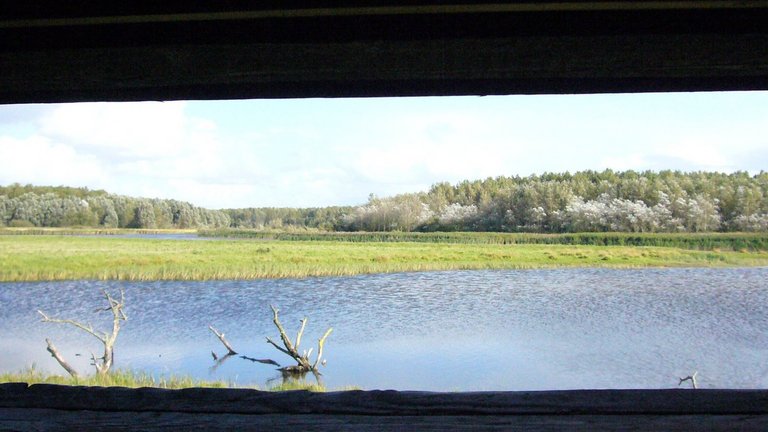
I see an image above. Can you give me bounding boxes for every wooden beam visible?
[2,33,767,103]
[2,408,766,431]
[2,383,768,415]
[3,2,768,28]
[1,384,767,431]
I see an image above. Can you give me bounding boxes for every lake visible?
[1,267,766,391]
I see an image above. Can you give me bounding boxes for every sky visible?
[0,91,767,209]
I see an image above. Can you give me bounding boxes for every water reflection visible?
[1,268,767,390]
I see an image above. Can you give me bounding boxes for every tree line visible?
[0,184,230,229]
[4,170,768,233]
[226,170,768,233]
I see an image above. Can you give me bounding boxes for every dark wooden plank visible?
[1,408,767,432]
[2,384,768,416]
[2,31,768,103]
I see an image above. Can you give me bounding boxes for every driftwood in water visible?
[208,324,279,372]
[38,289,126,376]
[43,339,79,379]
[208,326,237,355]
[679,371,699,389]
[240,355,280,367]
[265,305,332,375]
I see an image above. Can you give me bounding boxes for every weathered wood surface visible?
[1,408,766,431]
[1,383,767,431]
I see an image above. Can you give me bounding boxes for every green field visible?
[1,234,766,282]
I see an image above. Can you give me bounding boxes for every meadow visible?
[1,233,767,282]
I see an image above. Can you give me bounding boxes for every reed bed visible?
[199,229,768,251]
[1,235,766,282]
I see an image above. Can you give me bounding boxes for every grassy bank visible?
[1,235,766,282]
[200,229,768,251]
[0,368,327,391]
[0,227,196,236]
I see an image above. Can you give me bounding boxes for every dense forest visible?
[0,184,230,229]
[225,170,768,233]
[3,170,768,232]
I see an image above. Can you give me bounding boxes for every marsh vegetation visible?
[1,234,766,282]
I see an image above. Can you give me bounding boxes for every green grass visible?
[0,367,232,389]
[1,235,767,282]
[200,229,768,251]
[0,367,348,391]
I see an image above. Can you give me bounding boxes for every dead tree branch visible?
[679,371,698,389]
[313,328,333,370]
[44,338,79,378]
[209,325,237,355]
[240,355,280,367]
[38,289,126,376]
[208,324,278,372]
[265,305,333,375]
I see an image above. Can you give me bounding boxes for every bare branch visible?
[270,305,298,355]
[103,289,127,338]
[240,355,280,367]
[265,336,293,358]
[38,310,107,343]
[266,306,332,374]
[295,318,307,350]
[679,371,698,389]
[313,328,333,369]
[209,325,237,355]
[90,351,107,375]
[38,289,125,376]
[44,339,79,378]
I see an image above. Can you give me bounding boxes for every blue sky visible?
[1,91,767,209]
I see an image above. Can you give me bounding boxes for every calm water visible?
[1,268,766,390]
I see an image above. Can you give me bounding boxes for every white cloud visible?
[659,140,734,171]
[40,102,189,159]
[348,110,517,191]
[0,135,106,186]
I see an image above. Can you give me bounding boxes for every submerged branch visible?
[313,327,333,369]
[240,355,280,367]
[44,338,79,378]
[266,305,332,374]
[679,371,698,389]
[295,318,307,350]
[209,325,237,355]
